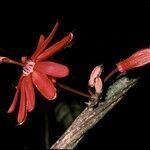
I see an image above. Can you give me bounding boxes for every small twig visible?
[50,76,137,149]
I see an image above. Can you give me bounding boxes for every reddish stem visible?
[58,68,119,98]
[57,83,91,98]
[1,57,24,67]
[104,68,118,83]
[1,57,118,98]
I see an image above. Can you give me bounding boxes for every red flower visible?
[116,48,150,73]
[7,21,73,124]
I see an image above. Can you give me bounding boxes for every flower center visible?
[23,60,35,76]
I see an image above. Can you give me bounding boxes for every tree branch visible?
[50,76,137,149]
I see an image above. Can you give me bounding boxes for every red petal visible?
[36,34,45,49]
[31,35,45,61]
[24,74,35,112]
[36,32,73,61]
[8,75,24,113]
[117,48,150,72]
[88,65,102,87]
[34,61,69,77]
[17,78,27,125]
[31,21,59,61]
[95,77,103,94]
[32,71,56,100]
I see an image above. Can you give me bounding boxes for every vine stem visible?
[50,77,137,149]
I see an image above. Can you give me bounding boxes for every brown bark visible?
[50,77,137,149]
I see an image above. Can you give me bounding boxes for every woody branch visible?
[50,76,137,149]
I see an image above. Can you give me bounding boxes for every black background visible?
[0,1,150,149]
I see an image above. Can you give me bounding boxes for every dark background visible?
[0,1,150,149]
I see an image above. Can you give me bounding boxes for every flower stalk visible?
[0,57,24,66]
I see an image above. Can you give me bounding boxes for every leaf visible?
[55,100,83,128]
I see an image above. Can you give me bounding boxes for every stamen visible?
[23,60,35,76]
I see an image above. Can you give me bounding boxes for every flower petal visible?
[32,71,56,100]
[88,65,102,87]
[34,61,69,77]
[31,34,45,60]
[17,78,27,125]
[36,34,45,49]
[24,74,35,112]
[8,75,24,113]
[36,32,73,61]
[117,48,150,72]
[31,21,59,61]
[95,77,103,94]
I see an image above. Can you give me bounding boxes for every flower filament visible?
[23,60,35,76]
